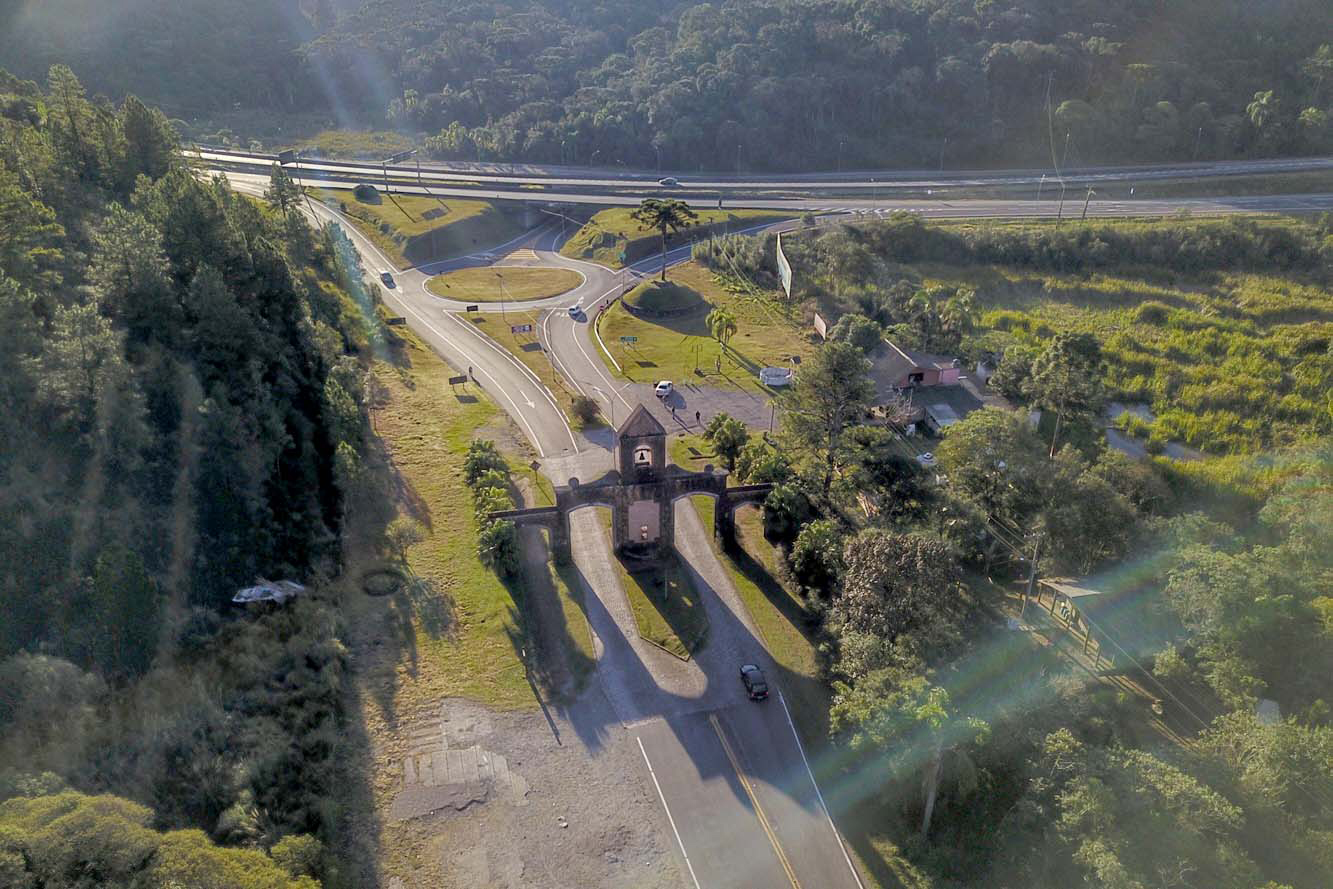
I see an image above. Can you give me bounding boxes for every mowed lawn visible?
[313,186,526,267]
[427,266,582,302]
[598,261,816,392]
[561,206,787,268]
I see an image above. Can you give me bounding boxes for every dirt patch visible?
[366,696,683,889]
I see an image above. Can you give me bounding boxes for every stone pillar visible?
[658,494,675,560]
[552,512,572,566]
[714,494,735,544]
[612,491,629,554]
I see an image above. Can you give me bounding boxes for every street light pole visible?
[1037,173,1046,202]
[496,271,507,321]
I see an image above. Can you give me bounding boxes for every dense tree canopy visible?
[3,1,1331,169]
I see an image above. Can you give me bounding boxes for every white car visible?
[916,452,937,467]
[654,380,673,398]
[658,177,679,187]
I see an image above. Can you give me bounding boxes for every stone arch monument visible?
[494,404,773,563]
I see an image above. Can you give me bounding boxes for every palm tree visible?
[706,307,737,348]
[631,198,698,281]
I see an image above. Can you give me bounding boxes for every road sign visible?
[530,460,541,472]
[619,335,638,344]
[277,149,297,165]
[385,150,416,165]
[447,374,468,386]
[511,323,534,334]
[465,304,479,312]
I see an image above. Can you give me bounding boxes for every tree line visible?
[3,1,1331,169]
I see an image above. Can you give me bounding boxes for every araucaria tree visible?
[630,198,697,281]
[780,341,874,495]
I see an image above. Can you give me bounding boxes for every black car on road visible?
[740,664,769,700]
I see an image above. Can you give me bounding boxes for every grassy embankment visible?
[312,186,526,267]
[340,326,593,715]
[426,266,583,302]
[560,206,787,268]
[595,510,709,659]
[597,261,816,393]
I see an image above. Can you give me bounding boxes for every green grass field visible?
[915,259,1333,454]
[598,262,816,393]
[561,207,788,268]
[427,266,582,302]
[313,187,526,267]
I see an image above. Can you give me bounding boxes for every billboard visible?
[776,232,793,299]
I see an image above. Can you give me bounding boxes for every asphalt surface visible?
[215,166,1333,213]
[220,160,1331,889]
[198,146,1333,192]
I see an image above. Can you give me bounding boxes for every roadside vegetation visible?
[311,186,525,267]
[664,304,1331,887]
[560,207,785,268]
[598,261,815,393]
[426,266,581,302]
[700,212,1333,453]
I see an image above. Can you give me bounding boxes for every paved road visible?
[198,146,1333,193]
[212,165,1333,213]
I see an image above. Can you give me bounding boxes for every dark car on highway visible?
[380,271,395,288]
[740,664,769,700]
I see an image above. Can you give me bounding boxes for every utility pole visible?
[1192,126,1204,161]
[939,136,948,171]
[496,271,507,322]
[1056,181,1067,223]
[1081,187,1095,221]
[1037,173,1046,202]
[1061,131,1071,169]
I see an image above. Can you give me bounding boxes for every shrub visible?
[463,440,507,485]
[762,484,812,542]
[790,519,846,597]
[571,394,600,424]
[478,520,520,577]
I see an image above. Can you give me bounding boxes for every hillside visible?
[2,1,1330,169]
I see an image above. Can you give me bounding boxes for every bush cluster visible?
[463,441,521,577]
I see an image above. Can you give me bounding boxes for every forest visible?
[1,0,1331,169]
[0,66,377,886]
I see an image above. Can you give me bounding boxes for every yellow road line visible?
[709,713,802,889]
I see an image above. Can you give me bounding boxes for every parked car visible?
[654,380,673,398]
[740,664,769,700]
[657,177,679,187]
[380,271,395,288]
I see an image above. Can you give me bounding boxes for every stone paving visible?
[388,701,530,822]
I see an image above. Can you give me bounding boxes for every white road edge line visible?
[777,690,866,889]
[637,735,703,889]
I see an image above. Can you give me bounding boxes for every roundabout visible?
[425,265,584,302]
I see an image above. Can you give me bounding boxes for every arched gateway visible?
[493,404,773,563]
